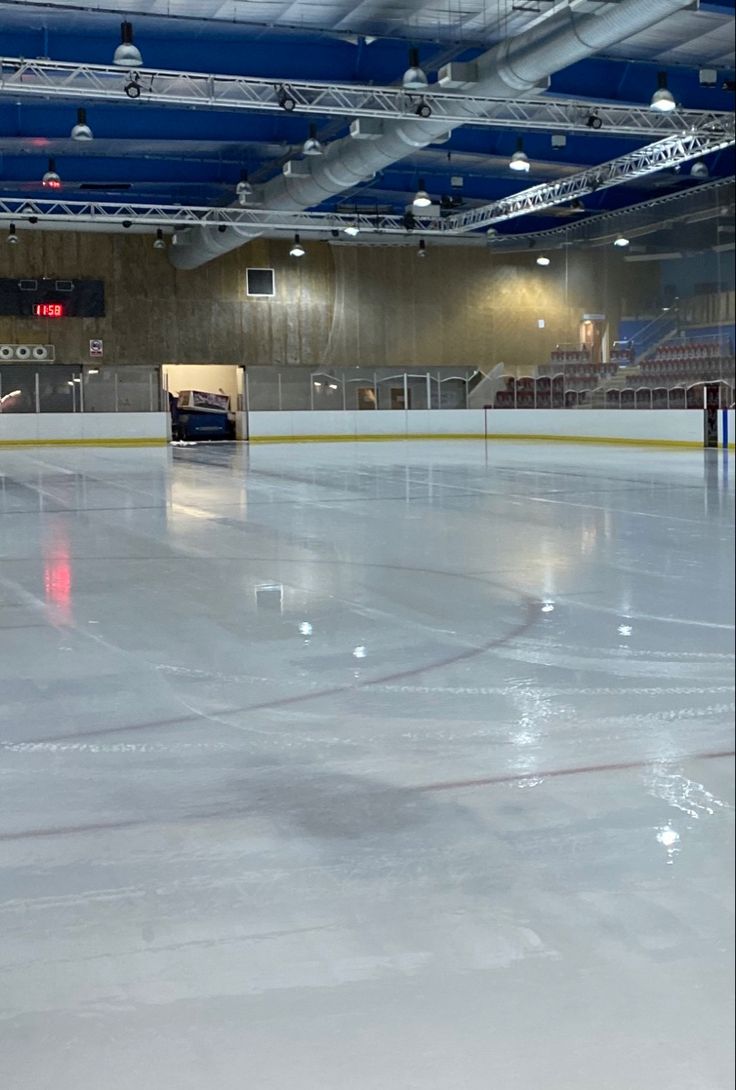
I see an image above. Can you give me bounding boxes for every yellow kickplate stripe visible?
[0,438,167,448]
[249,433,704,449]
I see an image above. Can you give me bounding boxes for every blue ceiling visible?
[0,0,733,237]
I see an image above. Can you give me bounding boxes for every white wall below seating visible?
[248,409,708,447]
[0,412,168,444]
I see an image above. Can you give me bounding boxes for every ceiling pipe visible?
[170,0,698,269]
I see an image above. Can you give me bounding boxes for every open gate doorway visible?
[162,364,247,441]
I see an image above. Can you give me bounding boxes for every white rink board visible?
[248,408,707,445]
[0,412,168,443]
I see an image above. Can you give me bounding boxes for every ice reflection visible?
[656,824,681,864]
[648,773,731,820]
[42,529,73,624]
[508,683,553,759]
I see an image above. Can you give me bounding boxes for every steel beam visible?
[443,127,736,232]
[0,56,731,137]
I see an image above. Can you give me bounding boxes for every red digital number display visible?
[34,303,65,318]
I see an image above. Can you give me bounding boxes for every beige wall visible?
[0,231,654,371]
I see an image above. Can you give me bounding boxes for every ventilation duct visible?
[170,0,698,269]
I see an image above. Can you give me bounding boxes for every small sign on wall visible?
[89,338,103,357]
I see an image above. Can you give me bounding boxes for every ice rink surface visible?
[0,439,734,1090]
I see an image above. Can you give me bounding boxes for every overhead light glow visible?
[113,20,142,68]
[302,123,324,157]
[613,235,630,247]
[42,158,61,189]
[236,173,253,204]
[536,255,550,266]
[289,233,305,257]
[402,48,428,91]
[413,178,432,207]
[70,107,93,141]
[509,137,530,172]
[650,71,676,112]
[343,223,360,237]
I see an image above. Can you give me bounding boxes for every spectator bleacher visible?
[490,333,734,410]
[491,374,733,410]
[641,337,734,387]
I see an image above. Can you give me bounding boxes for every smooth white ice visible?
[0,440,734,1090]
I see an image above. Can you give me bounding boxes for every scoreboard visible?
[0,278,105,317]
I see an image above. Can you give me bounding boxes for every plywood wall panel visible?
[0,230,656,371]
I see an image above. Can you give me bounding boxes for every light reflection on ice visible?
[648,773,731,820]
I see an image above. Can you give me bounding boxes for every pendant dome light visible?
[402,48,428,91]
[289,234,306,257]
[613,234,630,247]
[236,171,253,205]
[509,137,530,172]
[650,71,676,112]
[536,255,550,266]
[7,223,18,245]
[70,107,93,141]
[42,158,61,189]
[417,238,427,257]
[114,21,143,68]
[153,229,166,250]
[302,124,324,157]
[412,178,432,207]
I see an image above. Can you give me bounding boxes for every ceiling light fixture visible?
[414,99,432,118]
[124,76,142,99]
[650,71,676,112]
[690,161,709,178]
[586,113,603,130]
[236,171,253,205]
[402,47,428,91]
[302,123,324,157]
[7,223,18,245]
[277,85,297,112]
[613,234,630,247]
[536,255,550,266]
[153,228,166,250]
[70,107,93,141]
[113,21,142,68]
[343,223,360,237]
[289,233,305,257]
[413,178,432,207]
[42,158,61,188]
[417,238,427,258]
[509,137,530,172]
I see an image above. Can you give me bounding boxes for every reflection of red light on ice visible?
[44,555,72,621]
[45,559,71,603]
